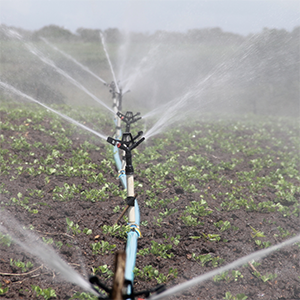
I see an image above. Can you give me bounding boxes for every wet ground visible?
[0,107,299,299]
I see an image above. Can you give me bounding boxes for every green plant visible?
[250,226,265,238]
[214,220,231,231]
[184,199,213,217]
[53,183,80,201]
[10,258,33,272]
[201,233,221,242]
[253,270,277,283]
[192,253,224,267]
[55,241,63,249]
[66,217,81,235]
[101,224,130,239]
[83,228,93,235]
[70,292,99,300]
[92,264,114,278]
[113,205,120,213]
[213,271,231,282]
[134,265,177,283]
[137,247,150,256]
[0,233,12,247]
[153,216,163,227]
[42,237,54,245]
[31,285,57,299]
[91,241,116,255]
[214,270,243,283]
[223,291,248,300]
[0,283,9,295]
[150,241,174,258]
[181,215,202,226]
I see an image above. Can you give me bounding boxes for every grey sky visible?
[0,0,299,35]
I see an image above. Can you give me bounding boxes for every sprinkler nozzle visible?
[107,136,117,146]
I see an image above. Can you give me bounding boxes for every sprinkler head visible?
[106,132,145,154]
[117,111,142,133]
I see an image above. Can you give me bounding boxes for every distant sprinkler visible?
[105,81,130,112]
[116,86,130,112]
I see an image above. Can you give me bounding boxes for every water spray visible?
[149,233,300,300]
[0,80,108,141]
[2,27,114,114]
[100,32,120,94]
[0,212,99,297]
[41,37,108,84]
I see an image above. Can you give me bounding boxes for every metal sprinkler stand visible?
[90,131,158,300]
[89,123,166,299]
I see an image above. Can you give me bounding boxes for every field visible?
[0,100,299,299]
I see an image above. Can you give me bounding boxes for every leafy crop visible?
[10,258,33,272]
[91,241,116,255]
[0,283,9,295]
[31,285,57,299]
[0,102,299,299]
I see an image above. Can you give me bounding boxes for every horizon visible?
[0,0,299,37]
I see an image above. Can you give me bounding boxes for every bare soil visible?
[0,110,299,300]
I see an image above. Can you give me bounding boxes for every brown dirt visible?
[0,109,299,300]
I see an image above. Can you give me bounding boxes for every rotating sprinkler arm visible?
[107,132,144,168]
[117,111,142,133]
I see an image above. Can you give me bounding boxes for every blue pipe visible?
[113,144,127,189]
[112,124,141,297]
[125,199,141,297]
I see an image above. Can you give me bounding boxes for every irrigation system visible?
[0,28,299,300]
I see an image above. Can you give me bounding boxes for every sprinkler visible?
[91,131,166,299]
[105,81,130,113]
[104,81,118,111]
[112,111,142,189]
[117,111,141,133]
[117,111,142,179]
[89,132,165,299]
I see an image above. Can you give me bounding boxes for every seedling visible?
[70,292,98,300]
[31,285,57,300]
[0,233,12,247]
[214,220,231,231]
[223,292,248,300]
[134,265,177,284]
[92,264,114,278]
[250,226,264,238]
[101,224,130,239]
[213,270,243,283]
[91,240,116,255]
[0,283,9,295]
[192,253,224,267]
[83,228,92,235]
[66,217,81,235]
[10,258,33,272]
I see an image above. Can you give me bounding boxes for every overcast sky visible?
[0,0,299,36]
